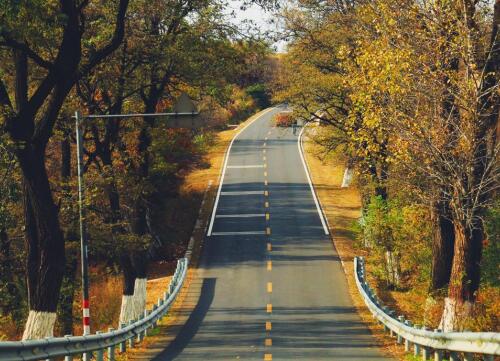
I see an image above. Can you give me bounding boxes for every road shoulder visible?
[300,125,406,361]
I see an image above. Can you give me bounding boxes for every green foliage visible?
[245,83,271,109]
[482,200,500,287]
[357,196,432,287]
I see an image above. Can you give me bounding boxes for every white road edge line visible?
[207,107,276,236]
[220,191,264,195]
[227,165,264,169]
[216,214,265,218]
[211,231,266,236]
[298,124,330,235]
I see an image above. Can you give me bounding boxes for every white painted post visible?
[95,331,104,361]
[107,328,115,361]
[449,352,459,361]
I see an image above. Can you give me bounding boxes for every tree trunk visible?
[439,220,483,331]
[131,253,148,320]
[430,198,455,293]
[119,254,136,325]
[18,147,65,340]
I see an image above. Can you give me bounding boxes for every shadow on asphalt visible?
[152,278,216,360]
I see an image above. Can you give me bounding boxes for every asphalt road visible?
[154,107,390,360]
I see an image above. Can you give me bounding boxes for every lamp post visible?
[72,96,200,346]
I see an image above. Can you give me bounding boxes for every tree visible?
[0,0,129,339]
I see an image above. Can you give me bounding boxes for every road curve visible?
[154,107,390,360]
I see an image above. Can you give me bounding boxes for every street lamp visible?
[72,94,201,343]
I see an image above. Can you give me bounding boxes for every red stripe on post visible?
[82,299,89,308]
[83,317,90,326]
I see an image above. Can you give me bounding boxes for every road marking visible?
[267,260,272,270]
[265,338,272,346]
[263,149,266,154]
[264,163,267,169]
[267,243,272,251]
[266,227,271,235]
[211,231,266,236]
[263,142,267,147]
[267,303,272,312]
[263,156,267,161]
[264,171,268,177]
[267,130,272,135]
[265,137,268,141]
[220,191,264,195]
[227,165,264,169]
[216,214,265,218]
[266,321,272,331]
[264,354,272,360]
[207,108,275,236]
[264,190,269,197]
[264,180,268,186]
[297,125,330,235]
[265,201,269,208]
[266,213,270,220]
[267,282,273,293]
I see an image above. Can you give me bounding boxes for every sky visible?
[227,1,287,52]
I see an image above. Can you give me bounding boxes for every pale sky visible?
[227,0,286,52]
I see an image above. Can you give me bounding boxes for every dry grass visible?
[302,128,406,360]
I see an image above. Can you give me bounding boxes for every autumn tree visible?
[0,0,130,339]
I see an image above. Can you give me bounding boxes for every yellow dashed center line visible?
[264,171,268,177]
[265,338,272,346]
[267,243,272,251]
[266,321,272,331]
[265,180,268,186]
[264,353,272,360]
[263,156,267,161]
[267,282,273,293]
[267,303,272,312]
[265,201,269,208]
[264,190,269,197]
[263,149,266,154]
[266,227,271,235]
[266,213,270,220]
[267,260,272,270]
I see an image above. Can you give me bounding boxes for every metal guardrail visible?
[354,257,500,361]
[0,257,189,361]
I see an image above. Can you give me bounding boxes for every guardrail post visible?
[95,331,104,361]
[404,320,412,351]
[152,304,158,328]
[421,326,430,360]
[432,329,442,361]
[137,314,144,343]
[128,320,135,349]
[397,316,404,344]
[449,352,458,361]
[463,353,473,361]
[163,291,169,301]
[388,311,396,337]
[107,328,115,361]
[63,335,73,361]
[484,355,494,361]
[119,322,127,353]
[143,310,150,337]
